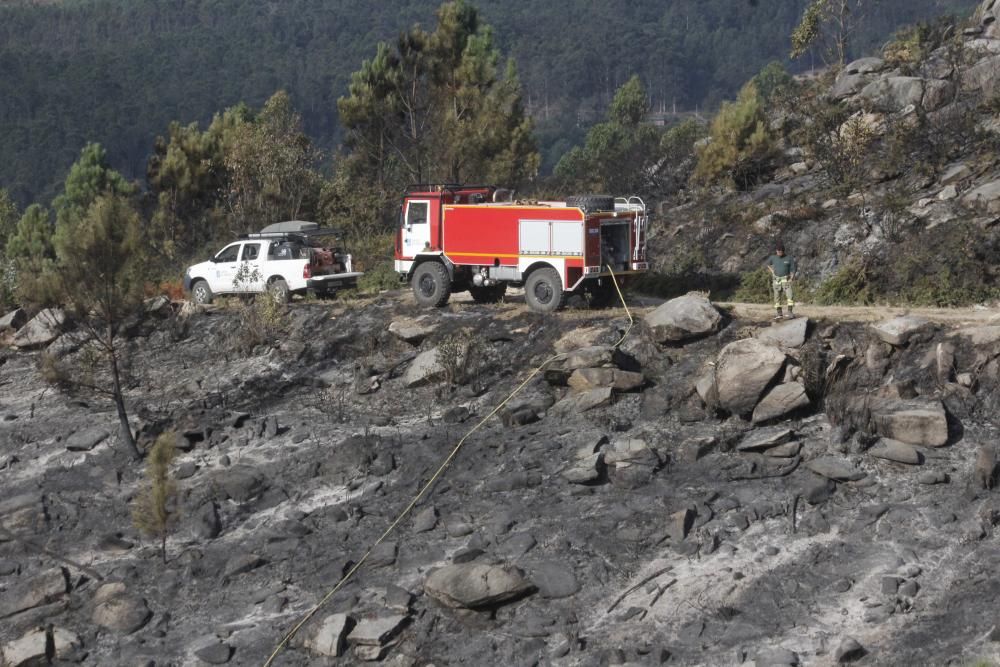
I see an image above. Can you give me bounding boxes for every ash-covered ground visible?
[2,292,1000,666]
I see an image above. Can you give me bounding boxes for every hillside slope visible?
[0,0,979,204]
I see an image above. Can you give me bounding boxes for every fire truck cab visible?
[394,184,648,313]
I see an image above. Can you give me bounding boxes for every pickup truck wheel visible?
[268,278,290,303]
[191,280,213,305]
[412,262,451,307]
[469,283,507,304]
[524,268,566,313]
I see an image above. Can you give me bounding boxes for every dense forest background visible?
[0,0,980,205]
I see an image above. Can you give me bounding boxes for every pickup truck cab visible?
[183,221,362,304]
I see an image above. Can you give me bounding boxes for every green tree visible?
[37,194,147,460]
[6,204,54,305]
[53,142,135,235]
[146,105,249,261]
[554,75,667,196]
[791,0,877,65]
[0,188,19,252]
[337,0,539,211]
[224,91,322,235]
[132,432,178,563]
[694,81,776,189]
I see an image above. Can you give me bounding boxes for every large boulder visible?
[424,564,535,609]
[92,595,152,634]
[963,54,1000,96]
[871,399,949,447]
[871,316,933,346]
[715,338,786,415]
[13,308,65,349]
[644,294,721,343]
[1,627,82,666]
[0,568,69,619]
[963,179,1000,214]
[844,57,887,75]
[859,76,925,111]
[978,0,1000,39]
[567,367,643,392]
[752,382,811,424]
[0,308,27,333]
[757,317,808,349]
[404,347,446,387]
[388,317,435,345]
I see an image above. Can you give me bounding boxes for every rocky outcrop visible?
[872,316,934,346]
[644,293,722,343]
[12,308,65,348]
[872,399,949,447]
[714,338,786,415]
[424,564,535,609]
[752,382,810,423]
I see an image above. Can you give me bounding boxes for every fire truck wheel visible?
[469,283,507,304]
[566,195,615,213]
[524,268,566,313]
[412,262,452,307]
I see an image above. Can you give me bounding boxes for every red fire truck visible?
[394,185,649,312]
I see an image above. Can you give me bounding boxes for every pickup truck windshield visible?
[215,244,239,263]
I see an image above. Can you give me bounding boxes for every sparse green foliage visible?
[791,0,876,65]
[813,260,872,305]
[555,75,667,195]
[30,194,147,459]
[356,260,402,293]
[733,267,774,303]
[132,433,178,564]
[336,0,539,234]
[0,188,18,253]
[5,204,54,306]
[224,91,322,235]
[53,143,135,235]
[694,82,776,189]
[226,264,290,353]
[752,62,797,105]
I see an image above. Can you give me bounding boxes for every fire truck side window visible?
[408,202,428,225]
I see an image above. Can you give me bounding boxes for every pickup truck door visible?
[401,200,432,258]
[236,242,265,292]
[208,243,241,293]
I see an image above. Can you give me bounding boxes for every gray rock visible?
[764,441,802,458]
[561,453,604,484]
[388,317,436,344]
[65,426,110,452]
[0,568,69,619]
[951,324,1000,346]
[195,502,221,540]
[830,73,869,100]
[499,532,537,559]
[13,308,65,348]
[868,438,923,465]
[404,347,446,387]
[567,367,643,392]
[528,561,580,599]
[737,427,794,452]
[752,382,810,423]
[347,614,408,646]
[424,563,535,609]
[715,338,786,415]
[223,553,264,579]
[757,317,808,348]
[918,470,949,485]
[964,178,1000,214]
[554,325,616,354]
[305,613,351,657]
[859,76,925,111]
[0,308,27,332]
[552,387,613,414]
[980,0,1000,39]
[92,595,152,634]
[668,508,694,543]
[214,465,268,502]
[845,57,886,75]
[557,345,615,371]
[941,163,972,185]
[644,293,722,343]
[1,627,82,666]
[898,580,920,597]
[834,637,866,663]
[871,316,933,346]
[412,506,437,533]
[806,457,867,482]
[881,576,901,594]
[368,541,397,568]
[753,646,799,666]
[194,642,233,664]
[871,399,949,447]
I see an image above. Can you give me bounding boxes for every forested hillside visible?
[0,0,979,204]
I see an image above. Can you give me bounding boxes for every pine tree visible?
[132,433,178,563]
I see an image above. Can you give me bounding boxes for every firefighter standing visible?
[766,241,797,320]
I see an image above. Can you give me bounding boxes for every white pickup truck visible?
[183,221,363,304]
